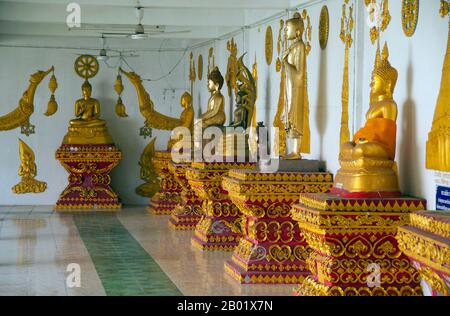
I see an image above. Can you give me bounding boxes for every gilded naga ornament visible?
[225,38,238,97]
[12,139,47,194]
[277,10,311,159]
[0,66,57,135]
[426,2,450,172]
[339,0,354,145]
[136,137,160,198]
[336,42,400,194]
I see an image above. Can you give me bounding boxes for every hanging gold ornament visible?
[265,26,273,65]
[114,73,128,118]
[275,19,285,73]
[44,70,58,117]
[319,5,330,50]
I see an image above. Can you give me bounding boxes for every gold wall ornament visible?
[198,54,203,81]
[12,139,47,194]
[136,137,160,197]
[189,52,196,96]
[265,26,273,65]
[74,55,99,79]
[319,5,330,50]
[225,38,238,97]
[208,47,215,75]
[114,73,128,118]
[426,4,450,172]
[339,0,354,145]
[365,0,391,45]
[0,66,56,133]
[401,0,419,37]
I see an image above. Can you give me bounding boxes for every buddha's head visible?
[286,12,304,40]
[370,43,398,102]
[81,80,92,99]
[180,92,192,108]
[207,67,224,92]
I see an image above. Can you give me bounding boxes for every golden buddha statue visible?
[282,12,309,159]
[168,91,195,150]
[195,66,226,129]
[335,42,400,194]
[63,80,113,144]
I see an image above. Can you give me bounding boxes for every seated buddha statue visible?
[167,91,194,150]
[70,80,106,128]
[194,67,226,129]
[63,80,112,144]
[334,43,400,195]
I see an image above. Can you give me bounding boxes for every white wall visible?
[0,46,187,205]
[188,0,449,209]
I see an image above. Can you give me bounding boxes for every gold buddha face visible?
[180,92,192,108]
[82,83,92,99]
[207,67,224,93]
[369,43,398,102]
[286,13,304,40]
[370,73,386,100]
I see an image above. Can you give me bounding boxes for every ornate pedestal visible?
[55,144,122,210]
[186,162,255,251]
[397,211,450,296]
[168,161,203,230]
[292,193,426,296]
[223,170,334,284]
[148,151,182,215]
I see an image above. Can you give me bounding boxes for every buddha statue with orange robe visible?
[334,42,400,195]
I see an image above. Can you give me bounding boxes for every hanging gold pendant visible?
[12,139,47,194]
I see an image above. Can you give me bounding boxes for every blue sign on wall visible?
[436,186,450,210]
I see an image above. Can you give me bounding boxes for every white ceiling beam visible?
[0,0,292,10]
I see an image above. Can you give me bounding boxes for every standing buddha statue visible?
[335,42,400,195]
[282,12,309,159]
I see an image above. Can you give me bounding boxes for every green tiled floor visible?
[73,214,182,296]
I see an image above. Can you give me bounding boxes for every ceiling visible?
[0,0,306,51]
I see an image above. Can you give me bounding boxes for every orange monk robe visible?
[353,117,397,160]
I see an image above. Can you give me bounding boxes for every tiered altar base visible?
[55,144,122,210]
[292,193,426,296]
[148,151,182,215]
[186,161,256,251]
[223,170,334,284]
[168,161,203,230]
[397,211,450,296]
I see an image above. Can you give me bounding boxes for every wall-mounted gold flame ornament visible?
[339,0,354,145]
[114,73,128,118]
[225,38,238,97]
[12,139,47,194]
[198,54,203,81]
[426,1,450,172]
[401,0,419,37]
[265,26,273,65]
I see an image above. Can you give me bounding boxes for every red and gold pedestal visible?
[222,170,334,284]
[292,193,426,296]
[397,211,450,296]
[168,161,203,230]
[55,144,122,210]
[186,162,256,251]
[148,151,182,215]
